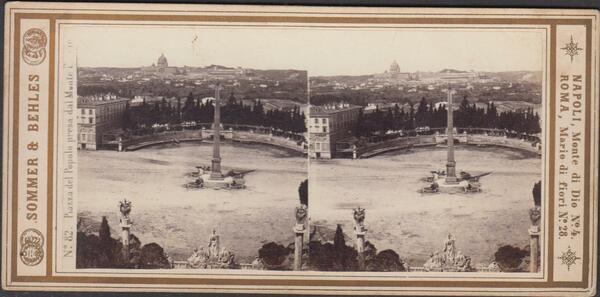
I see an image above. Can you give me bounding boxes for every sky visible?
[65,25,545,76]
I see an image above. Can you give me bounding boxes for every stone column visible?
[445,88,457,183]
[293,205,307,271]
[529,205,541,273]
[211,84,223,179]
[529,228,540,272]
[118,199,133,262]
[356,230,366,270]
[293,226,304,271]
[353,207,367,270]
[120,218,131,262]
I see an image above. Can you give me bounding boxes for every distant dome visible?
[157,53,168,68]
[390,60,400,73]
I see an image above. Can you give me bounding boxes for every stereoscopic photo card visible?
[2,2,599,295]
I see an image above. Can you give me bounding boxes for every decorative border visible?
[2,4,597,294]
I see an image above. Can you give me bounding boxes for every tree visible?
[333,224,346,251]
[415,97,429,127]
[366,249,406,272]
[494,245,528,272]
[258,242,292,267]
[139,243,173,269]
[532,181,541,206]
[99,216,111,244]
[298,179,308,206]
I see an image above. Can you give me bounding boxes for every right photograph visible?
[307,28,544,273]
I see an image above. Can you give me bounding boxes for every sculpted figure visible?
[529,205,542,228]
[294,204,308,230]
[353,207,366,233]
[187,247,208,269]
[251,256,265,270]
[118,199,132,225]
[214,247,235,268]
[424,234,472,272]
[443,234,456,263]
[424,251,444,271]
[453,251,472,271]
[208,229,220,261]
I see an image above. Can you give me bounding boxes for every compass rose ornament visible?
[561,35,583,62]
[558,246,581,271]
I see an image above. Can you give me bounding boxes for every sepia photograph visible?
[70,26,309,270]
[308,29,544,273]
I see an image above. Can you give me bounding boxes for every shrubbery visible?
[494,245,529,272]
[77,216,171,269]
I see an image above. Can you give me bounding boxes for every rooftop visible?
[309,103,362,117]
[78,94,130,107]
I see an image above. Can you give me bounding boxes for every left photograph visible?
[68,25,309,270]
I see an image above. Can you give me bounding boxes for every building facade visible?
[77,94,129,150]
[308,103,362,158]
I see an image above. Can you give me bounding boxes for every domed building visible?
[140,53,178,76]
[389,60,401,74]
[157,53,168,68]
[384,60,410,80]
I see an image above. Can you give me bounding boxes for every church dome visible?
[157,53,168,67]
[390,60,400,73]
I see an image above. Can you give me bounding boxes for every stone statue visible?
[208,229,220,261]
[487,261,501,272]
[294,204,308,230]
[218,247,235,268]
[443,234,457,263]
[251,256,265,270]
[423,234,472,272]
[119,199,132,218]
[187,247,209,269]
[353,207,366,233]
[118,199,132,225]
[187,228,237,269]
[529,205,542,233]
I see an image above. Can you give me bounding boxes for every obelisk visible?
[445,87,458,183]
[211,84,223,179]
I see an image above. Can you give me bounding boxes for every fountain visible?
[194,84,246,190]
[421,87,483,194]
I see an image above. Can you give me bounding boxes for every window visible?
[314,118,318,124]
[81,109,84,115]
[89,118,93,124]
[322,126,327,133]
[82,134,86,141]
[322,118,327,124]
[316,143,321,151]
